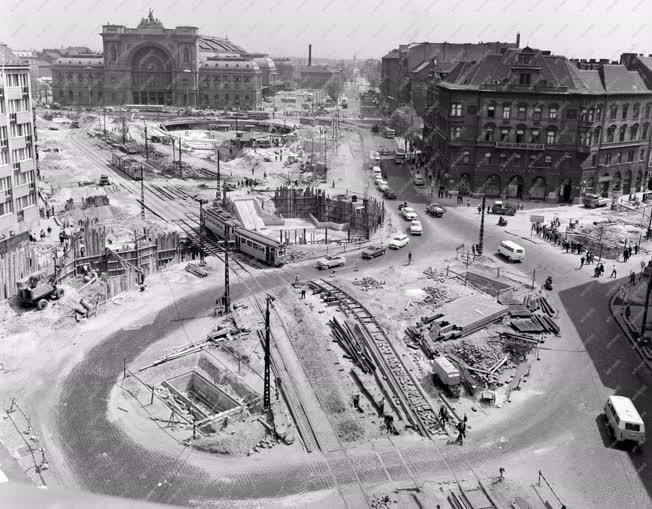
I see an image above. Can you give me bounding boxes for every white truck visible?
[432,356,461,397]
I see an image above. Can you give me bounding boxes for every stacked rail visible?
[310,279,439,438]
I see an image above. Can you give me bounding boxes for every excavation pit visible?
[163,369,246,429]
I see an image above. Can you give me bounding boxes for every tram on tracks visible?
[204,206,286,266]
[111,153,142,180]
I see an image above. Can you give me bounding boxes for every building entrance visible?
[133,91,171,105]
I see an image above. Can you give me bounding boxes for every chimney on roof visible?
[308,44,312,67]
[516,32,520,47]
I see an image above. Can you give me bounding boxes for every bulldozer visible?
[16,270,64,310]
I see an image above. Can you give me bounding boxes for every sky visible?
[2,0,651,61]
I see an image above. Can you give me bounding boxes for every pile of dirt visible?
[285,247,306,261]
[440,339,505,372]
[423,266,446,282]
[192,418,268,456]
[352,277,385,290]
[421,286,449,306]
[336,417,364,442]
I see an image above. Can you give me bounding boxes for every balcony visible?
[16,111,32,124]
[9,136,26,151]
[495,141,545,151]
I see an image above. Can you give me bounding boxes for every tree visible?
[323,74,344,101]
[390,105,423,153]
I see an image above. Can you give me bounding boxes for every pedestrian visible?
[599,263,605,276]
[408,251,413,265]
[352,393,361,411]
[59,232,65,246]
[47,226,52,235]
[630,271,636,285]
[635,244,639,255]
[477,205,482,214]
[295,274,300,285]
[580,256,585,268]
[301,288,306,299]
[472,244,476,257]
[439,405,448,425]
[626,305,631,319]
[467,200,470,207]
[610,265,617,278]
[251,167,254,175]
[498,467,505,482]
[378,397,385,416]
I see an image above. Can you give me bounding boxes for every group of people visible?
[439,405,469,445]
[29,226,52,242]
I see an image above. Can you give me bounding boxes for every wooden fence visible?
[0,244,53,300]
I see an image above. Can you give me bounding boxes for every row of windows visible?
[471,152,555,166]
[465,125,560,144]
[450,101,652,122]
[451,102,561,120]
[7,98,30,113]
[0,191,36,217]
[608,103,652,121]
[9,123,31,138]
[0,126,7,141]
[454,149,647,168]
[11,145,32,162]
[0,73,29,88]
[597,149,647,165]
[13,169,34,186]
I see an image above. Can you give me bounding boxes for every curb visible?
[608,284,652,373]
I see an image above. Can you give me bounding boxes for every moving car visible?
[389,233,409,249]
[498,240,525,262]
[401,206,418,220]
[583,193,611,208]
[409,219,423,235]
[317,255,345,270]
[413,174,425,186]
[604,395,646,447]
[382,188,397,199]
[361,244,387,259]
[426,203,446,217]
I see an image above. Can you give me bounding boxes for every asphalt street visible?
[42,119,652,507]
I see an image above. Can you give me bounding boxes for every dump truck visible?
[432,356,461,397]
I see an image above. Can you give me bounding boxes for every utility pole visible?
[195,198,208,266]
[216,149,221,202]
[641,264,652,339]
[144,121,149,159]
[223,229,231,313]
[140,164,145,220]
[178,138,183,178]
[103,108,107,136]
[263,294,274,410]
[478,194,486,255]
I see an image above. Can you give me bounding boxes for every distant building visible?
[381,38,520,106]
[51,10,269,110]
[249,54,278,96]
[0,47,39,253]
[300,65,336,89]
[274,58,296,90]
[424,46,652,202]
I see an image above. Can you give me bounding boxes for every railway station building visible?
[51,11,273,110]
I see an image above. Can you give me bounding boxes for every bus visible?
[394,137,405,164]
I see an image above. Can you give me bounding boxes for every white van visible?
[498,240,525,262]
[372,165,382,176]
[605,395,646,446]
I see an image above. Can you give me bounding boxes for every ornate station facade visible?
[52,11,277,110]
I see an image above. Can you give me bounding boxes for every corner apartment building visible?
[424,46,652,202]
[0,54,39,253]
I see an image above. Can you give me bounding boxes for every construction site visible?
[4,82,652,508]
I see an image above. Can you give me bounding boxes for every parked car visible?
[375,178,388,188]
[426,203,446,217]
[361,244,387,259]
[378,182,389,193]
[372,165,382,175]
[380,147,391,156]
[383,188,397,199]
[413,174,425,186]
[409,220,423,235]
[317,255,345,270]
[490,200,516,215]
[389,233,409,249]
[401,206,418,220]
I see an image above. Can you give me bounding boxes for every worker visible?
[377,398,385,416]
[301,288,306,299]
[352,393,361,411]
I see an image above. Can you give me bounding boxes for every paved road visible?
[41,127,652,507]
